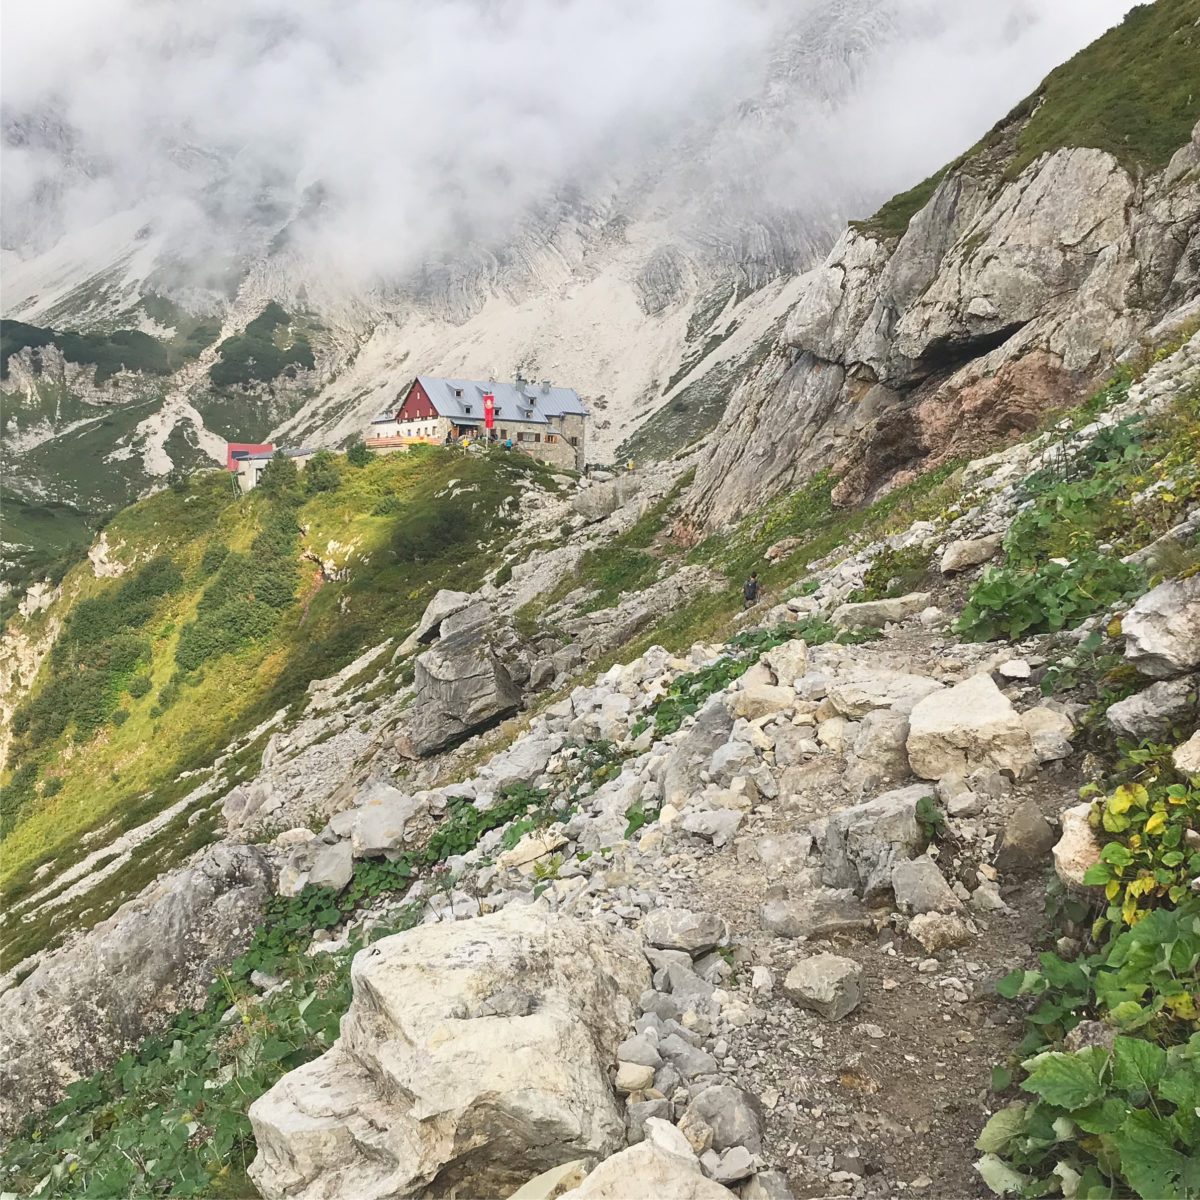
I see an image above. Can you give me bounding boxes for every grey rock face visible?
[680,1084,764,1155]
[782,953,864,1020]
[1106,676,1198,739]
[687,121,1200,530]
[249,906,648,1200]
[760,890,872,938]
[818,783,929,899]
[0,844,274,1133]
[397,625,523,756]
[1122,576,1200,678]
[562,566,724,660]
[572,474,641,523]
[398,589,472,655]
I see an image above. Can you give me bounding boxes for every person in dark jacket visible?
[743,572,759,608]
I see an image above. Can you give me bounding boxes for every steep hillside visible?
[0,447,569,972]
[688,0,1200,529]
[1,327,1194,1199]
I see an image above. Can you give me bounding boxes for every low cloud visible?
[2,0,1136,291]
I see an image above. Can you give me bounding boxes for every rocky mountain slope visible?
[1,327,1196,1197]
[688,0,1200,530]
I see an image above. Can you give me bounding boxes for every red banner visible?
[483,392,495,429]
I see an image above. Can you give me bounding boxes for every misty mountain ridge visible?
[0,0,1138,544]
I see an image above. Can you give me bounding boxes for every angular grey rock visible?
[307,841,353,892]
[761,638,809,685]
[1122,576,1200,678]
[906,673,1036,781]
[940,534,1002,574]
[248,906,648,1200]
[626,1098,673,1144]
[825,669,943,718]
[643,908,728,957]
[831,592,931,629]
[617,1032,663,1069]
[661,695,734,807]
[742,1169,797,1200]
[1020,706,1074,763]
[995,799,1056,874]
[845,708,910,792]
[891,855,961,914]
[819,783,929,899]
[710,739,756,783]
[783,953,864,1020]
[398,589,472,654]
[1106,676,1198,740]
[711,1146,756,1185]
[396,626,522,757]
[760,890,872,938]
[0,844,273,1133]
[572,474,641,523]
[488,731,564,787]
[680,1084,764,1154]
[660,1034,720,1079]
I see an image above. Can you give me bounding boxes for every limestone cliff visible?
[688,104,1200,528]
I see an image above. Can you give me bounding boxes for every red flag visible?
[483,392,495,429]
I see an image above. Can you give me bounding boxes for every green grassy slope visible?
[0,447,562,968]
[856,0,1200,239]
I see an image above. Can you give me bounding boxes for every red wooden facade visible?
[395,380,435,422]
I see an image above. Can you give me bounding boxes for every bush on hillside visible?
[257,452,302,500]
[304,450,341,494]
[175,504,301,673]
[346,439,372,467]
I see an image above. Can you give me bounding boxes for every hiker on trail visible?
[743,571,760,608]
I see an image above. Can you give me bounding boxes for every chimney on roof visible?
[541,379,550,393]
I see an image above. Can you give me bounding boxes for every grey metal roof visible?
[241,447,314,461]
[413,376,588,426]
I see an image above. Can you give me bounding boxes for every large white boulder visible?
[906,673,1036,781]
[350,784,431,857]
[248,906,648,1200]
[1122,576,1200,678]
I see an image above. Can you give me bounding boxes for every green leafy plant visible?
[975,1033,1200,1200]
[847,544,929,603]
[1079,752,1200,932]
[346,439,372,467]
[916,795,947,842]
[956,555,1144,642]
